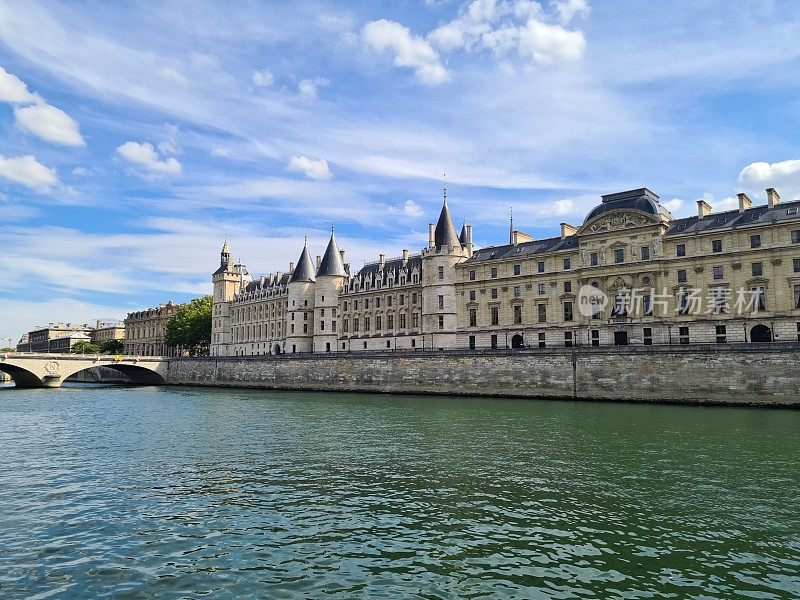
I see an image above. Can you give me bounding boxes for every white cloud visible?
[252,69,274,87]
[553,0,590,25]
[0,65,36,103]
[116,141,182,175]
[159,67,188,87]
[739,159,800,201]
[286,155,332,180]
[13,102,85,146]
[518,20,585,65]
[298,77,329,100]
[71,166,92,177]
[211,147,231,157]
[389,199,424,218]
[552,198,574,215]
[663,198,684,214]
[157,124,181,155]
[362,19,450,85]
[0,154,60,192]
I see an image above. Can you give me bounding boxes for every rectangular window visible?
[376,316,382,331]
[677,269,687,283]
[643,327,652,346]
[513,264,521,275]
[538,332,546,348]
[643,294,652,316]
[491,334,498,349]
[399,313,406,329]
[794,258,800,273]
[796,286,800,310]
[388,314,394,329]
[677,292,689,315]
[564,281,572,293]
[412,293,418,304]
[712,289,728,314]
[376,298,381,309]
[753,286,766,311]
[713,266,724,280]
[387,296,393,307]
[797,322,800,342]
[438,315,444,330]
[469,290,476,301]
[679,326,689,345]
[538,261,545,273]
[469,309,477,326]
[320,320,325,331]
[303,324,308,333]
[469,335,476,350]
[716,324,727,344]
[538,283,546,295]
[590,252,598,266]
[469,270,476,281]
[438,295,444,309]
[491,267,498,278]
[793,230,800,244]
[750,234,761,249]
[344,301,349,311]
[364,299,369,309]
[354,300,358,310]
[513,305,522,324]
[491,288,498,299]
[712,239,723,253]
[563,301,573,322]
[614,248,624,263]
[538,304,547,323]
[677,244,686,257]
[491,306,499,325]
[438,266,444,280]
[413,312,419,328]
[364,317,370,331]
[564,332,573,347]
[752,262,763,277]
[400,294,405,306]
[514,286,521,297]
[563,258,571,270]
[591,329,600,347]
[640,246,650,260]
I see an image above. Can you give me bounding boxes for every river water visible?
[1,383,799,599]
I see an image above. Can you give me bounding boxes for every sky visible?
[0,0,799,345]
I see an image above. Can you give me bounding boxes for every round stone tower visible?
[286,240,316,353]
[313,229,348,353]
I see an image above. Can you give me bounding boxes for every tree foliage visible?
[99,339,125,354]
[1,347,14,353]
[71,340,101,354]
[165,296,213,355]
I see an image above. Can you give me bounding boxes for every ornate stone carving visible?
[587,212,653,233]
[45,361,60,376]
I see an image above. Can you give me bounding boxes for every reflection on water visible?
[1,385,799,598]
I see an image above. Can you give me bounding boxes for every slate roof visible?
[465,235,579,264]
[434,201,461,249]
[584,188,672,224]
[459,223,468,245]
[346,254,423,291]
[317,231,347,277]
[289,244,316,283]
[665,199,800,236]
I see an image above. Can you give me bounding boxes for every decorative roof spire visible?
[290,240,316,283]
[459,220,468,245]
[434,186,460,249]
[509,206,513,244]
[317,228,347,277]
[443,172,447,206]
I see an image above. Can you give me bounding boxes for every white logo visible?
[577,285,608,317]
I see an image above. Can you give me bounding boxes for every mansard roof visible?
[584,188,671,224]
[289,244,316,283]
[665,199,800,236]
[346,253,423,290]
[317,231,347,277]
[434,201,461,249]
[465,235,579,263]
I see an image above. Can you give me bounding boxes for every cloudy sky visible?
[0,0,799,344]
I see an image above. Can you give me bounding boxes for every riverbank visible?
[165,344,800,407]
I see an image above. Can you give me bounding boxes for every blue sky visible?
[1,0,799,345]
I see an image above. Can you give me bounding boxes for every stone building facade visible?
[210,186,800,356]
[21,323,94,353]
[90,320,125,345]
[124,301,183,357]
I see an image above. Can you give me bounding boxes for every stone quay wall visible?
[164,344,800,406]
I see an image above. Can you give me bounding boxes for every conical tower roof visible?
[459,222,468,245]
[221,240,230,254]
[317,230,346,277]
[289,241,316,283]
[434,200,460,249]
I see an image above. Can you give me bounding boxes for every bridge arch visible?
[0,363,44,388]
[63,364,167,386]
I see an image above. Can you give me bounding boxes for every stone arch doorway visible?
[274,344,281,355]
[511,334,524,349]
[750,324,772,343]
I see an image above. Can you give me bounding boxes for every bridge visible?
[0,353,169,388]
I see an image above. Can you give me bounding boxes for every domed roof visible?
[583,188,671,224]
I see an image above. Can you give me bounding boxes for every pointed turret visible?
[459,221,468,246]
[434,199,460,249]
[290,240,316,283]
[317,229,347,277]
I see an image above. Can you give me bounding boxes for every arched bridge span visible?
[0,354,168,388]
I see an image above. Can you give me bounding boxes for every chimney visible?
[766,188,781,208]
[289,261,295,272]
[697,199,712,217]
[560,223,577,240]
[428,223,435,248]
[402,249,409,265]
[379,254,385,269]
[339,249,346,264]
[316,255,321,269]
[466,225,473,258]
[737,192,752,213]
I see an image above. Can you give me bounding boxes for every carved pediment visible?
[583,211,656,234]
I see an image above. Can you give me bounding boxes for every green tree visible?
[165,295,212,356]
[99,339,125,354]
[71,340,101,354]
[0,347,14,353]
